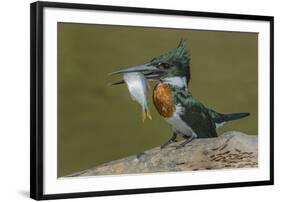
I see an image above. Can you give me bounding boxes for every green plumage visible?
[208,109,250,124]
[111,40,250,147]
[171,86,250,138]
[151,40,191,85]
[172,87,217,138]
[151,40,190,66]
[148,40,250,140]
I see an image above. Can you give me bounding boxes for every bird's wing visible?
[174,91,218,138]
[207,109,225,124]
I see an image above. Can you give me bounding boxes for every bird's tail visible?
[223,112,250,122]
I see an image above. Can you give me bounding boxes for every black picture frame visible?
[30,1,274,200]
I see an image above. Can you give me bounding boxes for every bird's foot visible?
[160,133,178,149]
[136,151,145,159]
[160,140,178,149]
[160,141,172,149]
[176,136,195,149]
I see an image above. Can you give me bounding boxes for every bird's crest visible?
[151,39,190,66]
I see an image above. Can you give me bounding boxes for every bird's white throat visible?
[163,77,187,89]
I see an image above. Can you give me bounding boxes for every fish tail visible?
[146,108,152,120]
[142,106,152,122]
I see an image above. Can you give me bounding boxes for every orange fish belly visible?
[153,83,175,118]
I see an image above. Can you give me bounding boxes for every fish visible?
[123,72,152,122]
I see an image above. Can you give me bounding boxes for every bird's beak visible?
[110,63,163,85]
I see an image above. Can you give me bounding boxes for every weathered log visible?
[68,131,258,177]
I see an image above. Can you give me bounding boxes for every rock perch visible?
[68,131,258,177]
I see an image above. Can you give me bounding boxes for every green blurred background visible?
[58,23,258,177]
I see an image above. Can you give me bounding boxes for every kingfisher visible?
[111,40,250,149]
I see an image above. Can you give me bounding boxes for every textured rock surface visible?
[68,131,258,177]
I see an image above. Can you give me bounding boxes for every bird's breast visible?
[153,83,176,118]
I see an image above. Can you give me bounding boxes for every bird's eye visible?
[161,63,170,69]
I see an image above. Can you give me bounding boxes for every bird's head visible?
[111,40,190,88]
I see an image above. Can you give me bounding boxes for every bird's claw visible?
[160,144,169,149]
[176,136,195,149]
[136,151,145,159]
[175,144,185,149]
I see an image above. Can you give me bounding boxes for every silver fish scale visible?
[123,72,152,121]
